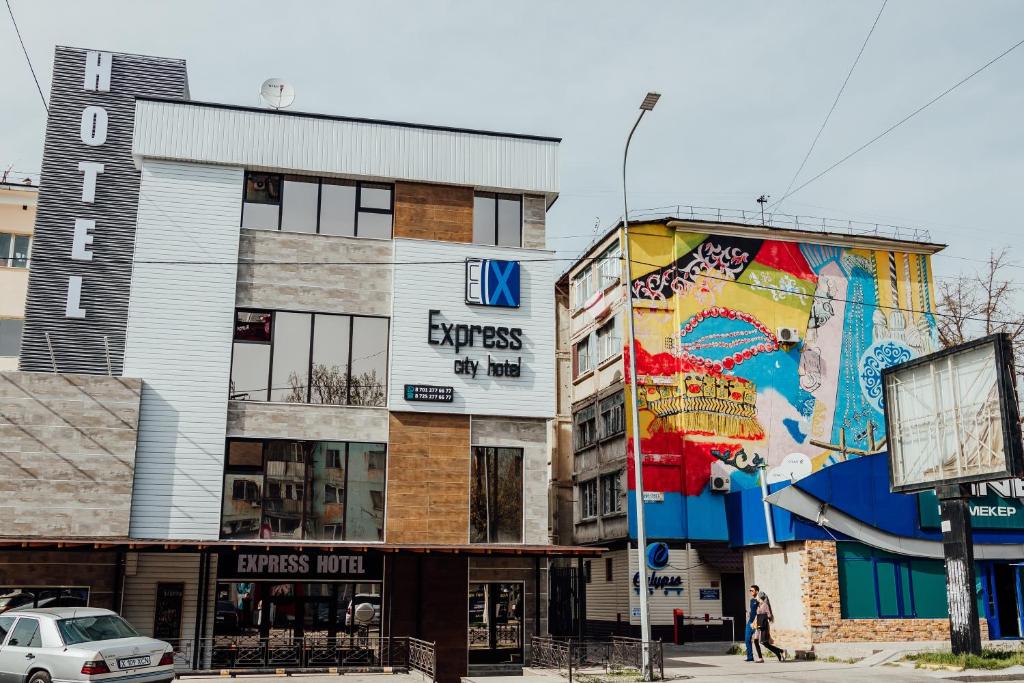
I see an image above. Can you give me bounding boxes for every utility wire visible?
[775,0,887,212]
[770,34,1024,208]
[4,0,47,113]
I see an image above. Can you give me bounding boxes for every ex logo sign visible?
[465,258,520,308]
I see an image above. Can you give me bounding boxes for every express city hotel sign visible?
[389,240,555,418]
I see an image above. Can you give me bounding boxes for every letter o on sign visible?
[80,106,108,146]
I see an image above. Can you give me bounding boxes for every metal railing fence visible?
[530,635,664,681]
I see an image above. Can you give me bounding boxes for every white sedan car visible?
[0,608,174,683]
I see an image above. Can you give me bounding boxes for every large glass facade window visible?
[241,172,393,238]
[222,440,386,542]
[473,192,521,247]
[470,447,523,543]
[230,310,388,407]
[468,583,523,664]
[0,233,31,268]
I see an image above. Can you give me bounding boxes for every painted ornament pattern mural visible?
[624,226,939,540]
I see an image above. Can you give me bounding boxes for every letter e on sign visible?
[72,219,95,261]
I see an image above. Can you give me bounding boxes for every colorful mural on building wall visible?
[623,224,940,540]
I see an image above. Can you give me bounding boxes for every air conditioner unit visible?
[710,461,732,494]
[777,327,801,344]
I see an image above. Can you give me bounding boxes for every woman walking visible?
[752,591,786,663]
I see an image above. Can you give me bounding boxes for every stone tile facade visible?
[0,372,141,537]
[393,182,474,243]
[386,411,471,543]
[471,416,549,544]
[226,400,389,443]
[236,230,393,316]
[522,195,546,250]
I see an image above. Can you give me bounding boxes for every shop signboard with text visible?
[218,549,383,581]
[389,239,555,417]
[919,479,1024,530]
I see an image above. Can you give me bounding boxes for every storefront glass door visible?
[468,583,523,664]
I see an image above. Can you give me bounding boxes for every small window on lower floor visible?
[0,319,23,357]
[605,557,614,582]
[580,479,598,520]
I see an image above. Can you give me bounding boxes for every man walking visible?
[744,584,759,662]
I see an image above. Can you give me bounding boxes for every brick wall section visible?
[236,230,393,316]
[0,372,141,537]
[801,540,988,643]
[386,412,470,543]
[393,182,474,243]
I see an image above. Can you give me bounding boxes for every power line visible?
[4,0,47,113]
[770,34,1024,208]
[775,0,887,213]
[778,0,884,214]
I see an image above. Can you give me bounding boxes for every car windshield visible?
[57,616,139,645]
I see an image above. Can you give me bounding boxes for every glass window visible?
[836,542,949,619]
[574,267,594,309]
[57,616,137,645]
[230,344,270,401]
[497,195,521,247]
[580,479,598,519]
[596,316,620,362]
[345,443,387,541]
[235,310,273,343]
[222,440,386,542]
[11,236,29,268]
[281,176,319,234]
[574,405,597,450]
[601,472,622,514]
[0,320,23,357]
[605,557,613,582]
[263,442,307,539]
[470,447,523,543]
[0,588,89,614]
[320,180,357,237]
[270,312,312,402]
[356,211,393,240]
[359,183,392,211]
[599,392,625,438]
[574,336,593,377]
[473,193,521,247]
[307,442,346,541]
[0,234,9,267]
[242,173,282,230]
[0,616,13,641]
[349,317,388,407]
[599,243,621,283]
[310,315,351,405]
[231,311,388,406]
[8,618,40,647]
[473,193,496,244]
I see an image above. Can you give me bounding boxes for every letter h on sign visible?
[465,259,520,308]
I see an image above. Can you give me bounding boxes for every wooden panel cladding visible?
[386,412,470,543]
[393,182,474,243]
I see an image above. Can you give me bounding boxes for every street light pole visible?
[622,91,659,682]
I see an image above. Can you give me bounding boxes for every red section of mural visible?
[626,427,724,496]
[752,240,818,283]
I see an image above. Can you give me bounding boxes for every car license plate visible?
[117,656,150,669]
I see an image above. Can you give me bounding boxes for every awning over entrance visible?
[0,537,605,556]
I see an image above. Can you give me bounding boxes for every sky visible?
[3,0,1023,289]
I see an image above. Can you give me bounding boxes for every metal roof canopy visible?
[0,538,605,557]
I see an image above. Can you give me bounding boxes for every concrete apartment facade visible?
[556,218,1024,647]
[0,180,36,370]
[1,46,597,682]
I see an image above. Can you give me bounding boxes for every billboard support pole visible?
[937,484,982,656]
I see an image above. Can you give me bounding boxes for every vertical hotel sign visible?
[66,52,111,319]
[18,47,188,375]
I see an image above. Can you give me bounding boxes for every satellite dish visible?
[260,78,295,110]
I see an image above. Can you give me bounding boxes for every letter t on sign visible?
[78,162,105,203]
